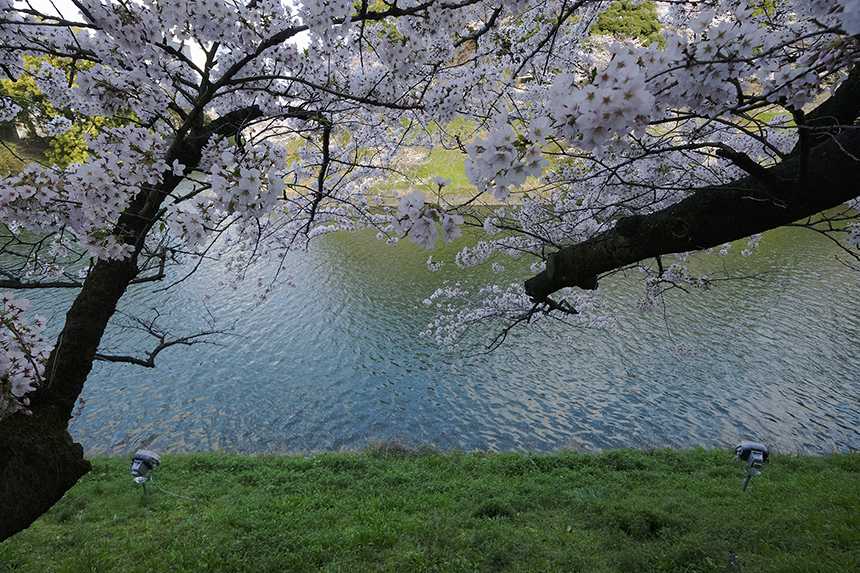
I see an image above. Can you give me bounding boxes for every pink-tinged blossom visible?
[397,190,425,220]
[408,216,439,249]
[440,213,464,243]
[529,117,552,146]
[1,293,52,420]
[846,224,860,246]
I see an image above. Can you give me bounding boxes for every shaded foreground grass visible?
[2,447,858,572]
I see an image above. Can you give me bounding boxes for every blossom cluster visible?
[0,126,180,261]
[0,96,21,122]
[421,282,616,352]
[549,46,655,150]
[464,118,550,202]
[0,293,52,421]
[165,143,287,254]
[845,223,860,247]
[393,188,464,249]
[1,0,859,383]
[634,261,717,314]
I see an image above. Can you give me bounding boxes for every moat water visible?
[23,225,860,456]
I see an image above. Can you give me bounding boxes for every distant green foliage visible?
[0,142,25,175]
[749,0,778,16]
[591,0,664,47]
[0,55,134,168]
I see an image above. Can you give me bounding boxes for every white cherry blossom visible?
[1,0,860,413]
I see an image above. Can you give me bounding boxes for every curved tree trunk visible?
[0,105,263,540]
[0,410,91,539]
[0,255,139,539]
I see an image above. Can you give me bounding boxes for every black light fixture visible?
[735,441,769,491]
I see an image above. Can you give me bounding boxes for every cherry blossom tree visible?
[1,0,859,538]
[418,0,860,350]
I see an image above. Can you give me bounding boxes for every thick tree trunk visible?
[0,255,139,539]
[525,127,860,303]
[0,409,90,539]
[0,105,263,540]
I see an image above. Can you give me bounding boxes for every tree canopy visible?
[2,0,860,539]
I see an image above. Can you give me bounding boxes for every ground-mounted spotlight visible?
[735,441,769,491]
[131,449,161,492]
[128,449,194,499]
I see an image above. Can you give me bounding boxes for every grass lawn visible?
[2,447,858,572]
[370,146,479,202]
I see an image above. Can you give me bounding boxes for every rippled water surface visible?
[28,225,860,455]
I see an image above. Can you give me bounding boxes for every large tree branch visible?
[525,66,860,303]
[524,127,860,302]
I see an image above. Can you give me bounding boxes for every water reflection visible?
[23,225,860,456]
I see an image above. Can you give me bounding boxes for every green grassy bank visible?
[2,447,858,572]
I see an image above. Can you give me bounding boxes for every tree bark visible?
[0,227,143,539]
[524,67,860,303]
[525,127,860,302]
[0,105,264,540]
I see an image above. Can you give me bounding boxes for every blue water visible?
[25,225,860,456]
